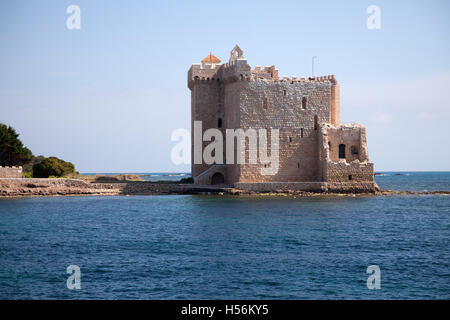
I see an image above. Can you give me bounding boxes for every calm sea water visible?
[0,173,449,299]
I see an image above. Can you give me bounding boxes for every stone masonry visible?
[0,166,23,178]
[188,45,379,193]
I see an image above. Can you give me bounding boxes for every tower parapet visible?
[251,65,279,80]
[222,58,252,83]
[187,63,222,89]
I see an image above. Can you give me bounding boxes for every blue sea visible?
[0,172,449,299]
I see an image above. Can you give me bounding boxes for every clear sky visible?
[1,0,449,172]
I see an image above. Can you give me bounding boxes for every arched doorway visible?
[211,172,225,185]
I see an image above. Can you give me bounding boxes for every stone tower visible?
[187,46,378,193]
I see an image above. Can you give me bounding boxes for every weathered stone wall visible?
[327,124,368,162]
[235,181,378,193]
[234,76,332,182]
[326,181,379,193]
[0,166,23,178]
[235,182,326,192]
[325,160,374,182]
[223,81,242,184]
[330,82,340,125]
[190,78,224,178]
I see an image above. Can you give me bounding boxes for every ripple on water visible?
[0,194,449,299]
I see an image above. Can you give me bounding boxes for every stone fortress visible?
[188,45,379,193]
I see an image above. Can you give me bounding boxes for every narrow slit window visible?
[263,97,268,110]
[314,115,318,130]
[302,97,307,109]
[218,118,222,128]
[301,128,304,138]
[283,90,286,96]
[348,174,352,181]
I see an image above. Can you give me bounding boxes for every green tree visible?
[22,155,45,173]
[32,157,76,178]
[0,123,33,166]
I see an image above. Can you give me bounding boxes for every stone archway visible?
[211,172,225,185]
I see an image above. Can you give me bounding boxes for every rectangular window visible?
[339,144,346,159]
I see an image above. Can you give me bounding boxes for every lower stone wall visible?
[326,182,379,193]
[234,182,326,192]
[234,181,379,193]
[0,166,23,178]
[325,160,374,182]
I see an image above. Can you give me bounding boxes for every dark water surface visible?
[0,173,449,299]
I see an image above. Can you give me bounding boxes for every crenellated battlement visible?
[188,46,338,88]
[187,63,222,89]
[277,74,338,84]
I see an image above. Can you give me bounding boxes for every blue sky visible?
[1,0,449,172]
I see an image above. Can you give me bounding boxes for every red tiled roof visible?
[201,53,221,63]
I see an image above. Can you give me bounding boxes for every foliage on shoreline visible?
[32,157,76,178]
[0,123,78,178]
[0,123,33,166]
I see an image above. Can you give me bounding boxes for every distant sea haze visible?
[373,171,450,192]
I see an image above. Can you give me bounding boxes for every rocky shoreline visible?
[0,178,449,198]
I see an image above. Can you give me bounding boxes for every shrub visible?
[22,155,45,174]
[179,177,194,184]
[23,171,32,178]
[32,157,76,178]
